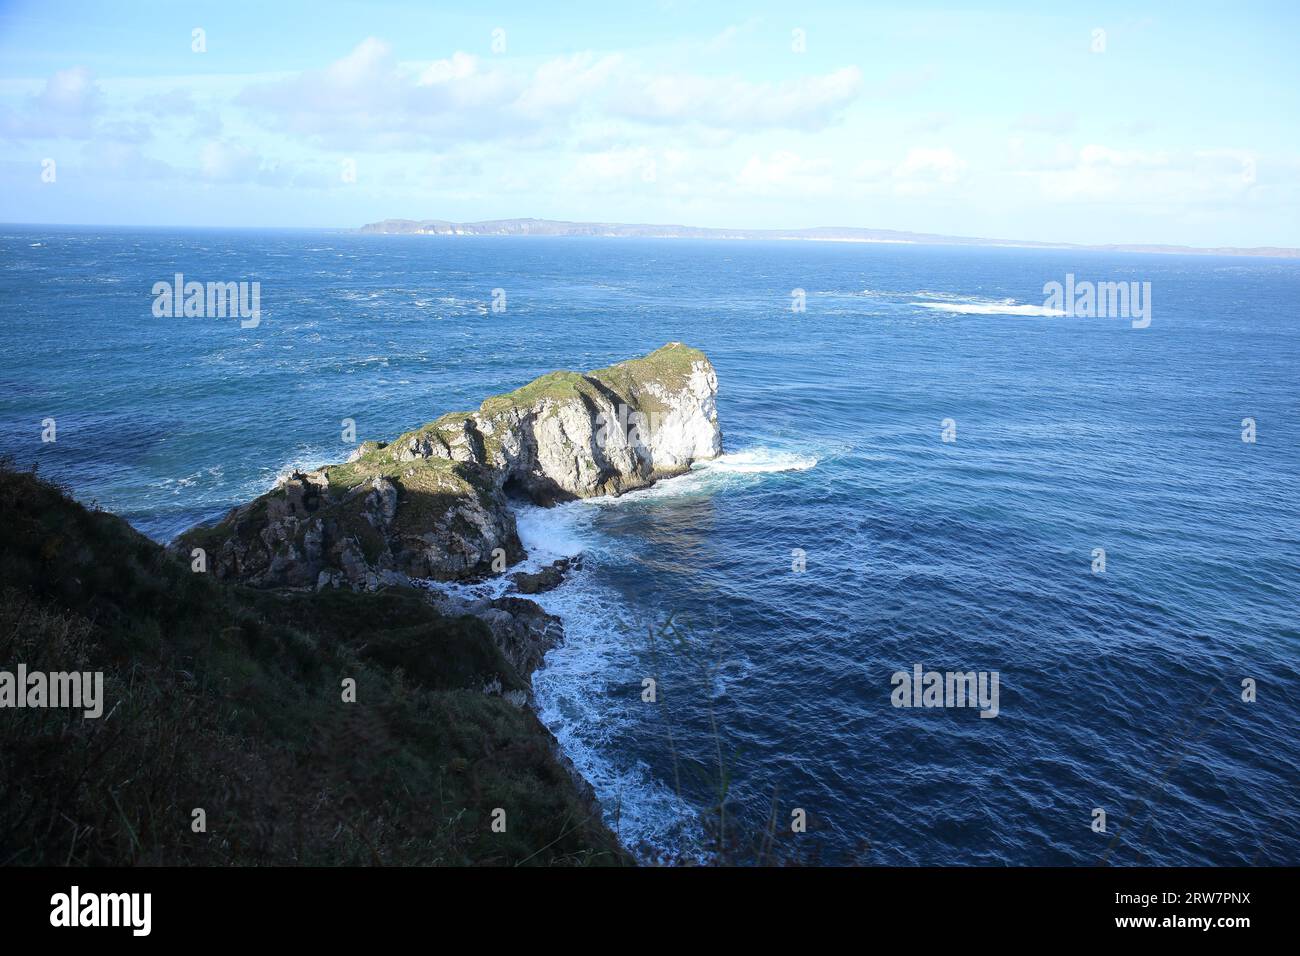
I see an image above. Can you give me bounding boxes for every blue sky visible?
[1,0,1297,245]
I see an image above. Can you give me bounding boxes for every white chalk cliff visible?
[175,343,722,589]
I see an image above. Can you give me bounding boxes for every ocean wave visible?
[809,288,1067,319]
[416,447,820,857]
[517,446,814,857]
[600,448,817,503]
[528,563,707,859]
[913,300,1065,316]
[811,288,893,298]
[244,446,336,496]
[696,448,818,474]
[413,493,709,857]
[438,447,814,593]
[515,502,591,560]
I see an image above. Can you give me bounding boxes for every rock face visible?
[388,340,721,503]
[427,588,566,695]
[174,343,721,589]
[509,556,579,595]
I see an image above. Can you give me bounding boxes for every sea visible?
[2,225,1297,865]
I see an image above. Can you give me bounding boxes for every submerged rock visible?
[172,343,721,588]
[509,556,580,595]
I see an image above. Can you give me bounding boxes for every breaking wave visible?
[913,297,1065,316]
[524,446,817,858]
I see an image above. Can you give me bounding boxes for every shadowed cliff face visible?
[173,343,722,589]
[0,462,629,866]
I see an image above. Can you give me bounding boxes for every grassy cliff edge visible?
[0,461,629,866]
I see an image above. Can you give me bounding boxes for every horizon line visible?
[5,217,1299,259]
[364,216,1300,258]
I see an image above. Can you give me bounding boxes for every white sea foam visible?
[696,448,818,474]
[529,572,707,857]
[806,287,1068,318]
[588,448,819,504]
[416,446,814,859]
[243,447,335,498]
[521,447,813,856]
[514,447,816,551]
[514,502,590,561]
[913,299,1066,317]
[413,491,704,855]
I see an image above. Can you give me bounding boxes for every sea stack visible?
[174,343,722,589]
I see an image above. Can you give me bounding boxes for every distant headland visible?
[359,217,1299,259]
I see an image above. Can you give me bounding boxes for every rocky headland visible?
[173,341,720,687]
[0,343,722,866]
[167,342,722,852]
[174,341,721,593]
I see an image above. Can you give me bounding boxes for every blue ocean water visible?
[2,225,1297,865]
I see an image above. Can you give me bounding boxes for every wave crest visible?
[913,300,1065,317]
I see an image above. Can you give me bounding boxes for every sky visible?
[1,0,1297,246]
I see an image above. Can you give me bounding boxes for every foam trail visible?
[695,449,818,474]
[601,447,819,503]
[528,564,708,859]
[914,301,1066,317]
[514,502,589,561]
[430,445,816,858]
[525,446,815,857]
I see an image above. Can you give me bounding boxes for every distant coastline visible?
[360,217,1300,259]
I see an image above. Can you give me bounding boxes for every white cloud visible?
[1008,144,1283,204]
[324,36,392,89]
[845,147,970,198]
[198,139,283,185]
[1005,136,1077,172]
[80,141,177,180]
[1021,144,1173,200]
[237,38,523,148]
[514,53,623,116]
[573,146,658,183]
[702,19,763,53]
[892,147,968,194]
[234,37,865,150]
[1,66,105,140]
[417,51,478,86]
[37,66,102,116]
[736,151,833,195]
[7,33,1284,239]
[615,66,862,131]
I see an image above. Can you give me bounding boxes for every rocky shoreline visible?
[1,461,633,864]
[174,342,720,589]
[173,342,722,686]
[420,555,600,813]
[170,343,724,841]
[421,556,576,704]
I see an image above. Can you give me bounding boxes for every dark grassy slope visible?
[0,463,628,866]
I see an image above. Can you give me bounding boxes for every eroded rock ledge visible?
[173,343,721,592]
